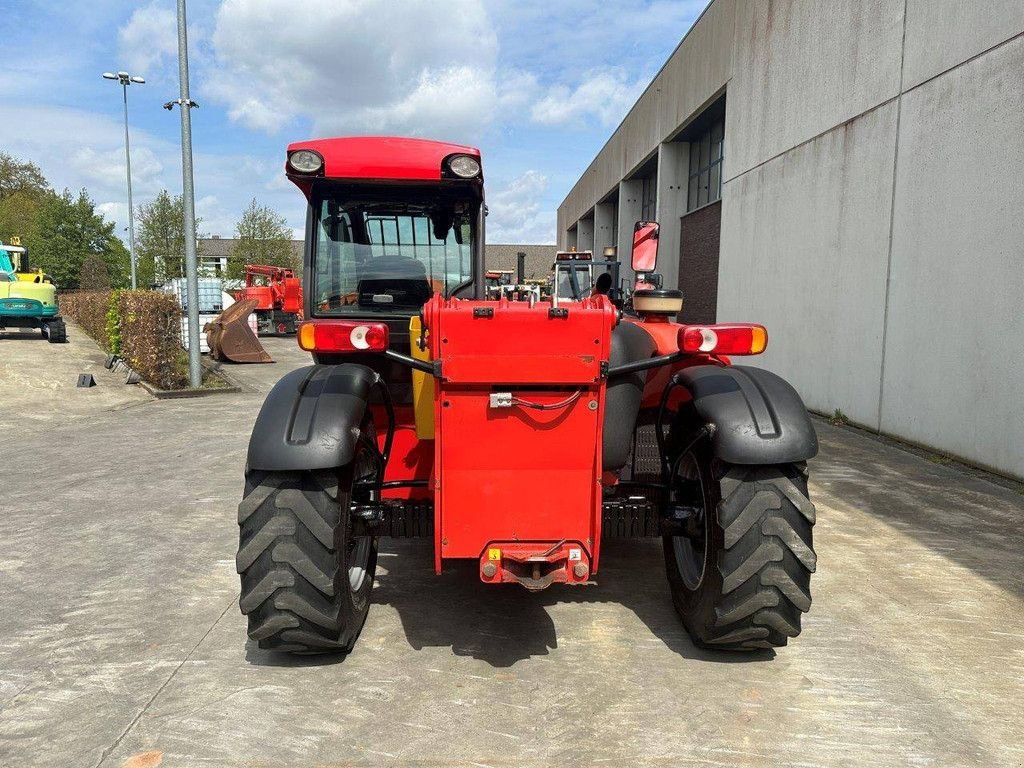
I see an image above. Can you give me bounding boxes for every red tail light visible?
[298,321,389,353]
[679,324,768,355]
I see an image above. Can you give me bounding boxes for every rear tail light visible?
[297,321,389,353]
[679,324,767,355]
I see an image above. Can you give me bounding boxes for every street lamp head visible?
[102,72,117,80]
[117,70,129,78]
[130,75,146,84]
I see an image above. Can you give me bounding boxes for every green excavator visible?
[0,238,66,342]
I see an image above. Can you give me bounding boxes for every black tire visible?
[663,446,816,651]
[236,435,379,654]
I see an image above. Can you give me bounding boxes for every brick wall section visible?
[677,200,721,323]
[485,244,559,279]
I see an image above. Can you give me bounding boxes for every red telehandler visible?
[234,263,303,335]
[236,137,818,655]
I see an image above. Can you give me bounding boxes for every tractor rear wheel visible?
[663,446,816,651]
[236,430,378,654]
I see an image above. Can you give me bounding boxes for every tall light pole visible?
[165,0,202,388]
[102,70,145,290]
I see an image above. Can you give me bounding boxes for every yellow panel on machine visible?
[409,314,435,439]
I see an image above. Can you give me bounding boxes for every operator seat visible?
[360,254,429,281]
[357,255,434,309]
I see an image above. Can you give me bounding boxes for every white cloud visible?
[531,69,649,128]
[0,103,304,247]
[486,171,554,244]
[96,202,130,238]
[67,146,164,198]
[497,69,540,111]
[118,4,179,75]
[207,0,512,141]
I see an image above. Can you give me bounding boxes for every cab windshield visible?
[312,188,477,316]
[555,263,593,300]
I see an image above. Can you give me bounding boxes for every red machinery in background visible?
[233,264,303,336]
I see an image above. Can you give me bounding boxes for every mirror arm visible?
[383,349,441,377]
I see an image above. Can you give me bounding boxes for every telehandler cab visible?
[237,137,818,654]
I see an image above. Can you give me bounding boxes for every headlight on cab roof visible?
[446,154,481,179]
[288,149,324,174]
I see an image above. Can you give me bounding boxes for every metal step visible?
[601,497,662,538]
[353,501,434,538]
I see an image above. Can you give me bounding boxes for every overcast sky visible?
[0,0,706,244]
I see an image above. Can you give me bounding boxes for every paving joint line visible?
[92,596,235,768]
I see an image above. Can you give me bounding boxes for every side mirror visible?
[431,211,454,241]
[631,220,659,272]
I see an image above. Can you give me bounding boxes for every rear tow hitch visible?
[479,541,592,590]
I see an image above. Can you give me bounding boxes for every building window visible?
[641,173,657,221]
[687,118,724,212]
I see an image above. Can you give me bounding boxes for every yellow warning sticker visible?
[487,548,502,561]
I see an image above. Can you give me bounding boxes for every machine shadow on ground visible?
[246,538,777,669]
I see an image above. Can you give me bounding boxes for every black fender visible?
[672,365,818,465]
[603,322,657,470]
[247,363,378,472]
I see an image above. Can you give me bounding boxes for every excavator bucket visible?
[205,299,273,363]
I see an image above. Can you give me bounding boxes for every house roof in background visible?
[198,237,304,260]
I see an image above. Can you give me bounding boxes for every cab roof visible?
[285,136,482,196]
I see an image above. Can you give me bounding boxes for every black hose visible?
[511,390,583,410]
[667,425,713,486]
[373,374,396,468]
[655,374,686,480]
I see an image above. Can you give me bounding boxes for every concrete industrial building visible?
[558,0,1024,479]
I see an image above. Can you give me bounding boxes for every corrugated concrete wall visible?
[718,1,1024,478]
[558,0,1024,478]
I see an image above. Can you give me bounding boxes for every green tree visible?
[135,190,202,286]
[79,253,111,290]
[0,153,50,245]
[0,152,49,201]
[0,190,43,244]
[27,189,130,289]
[227,199,297,280]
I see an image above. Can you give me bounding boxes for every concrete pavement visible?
[0,323,152,431]
[1,325,1022,767]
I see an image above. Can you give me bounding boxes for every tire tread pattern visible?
[709,464,816,650]
[237,469,371,653]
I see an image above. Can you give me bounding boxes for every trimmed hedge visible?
[118,291,188,390]
[62,289,189,390]
[60,291,111,351]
